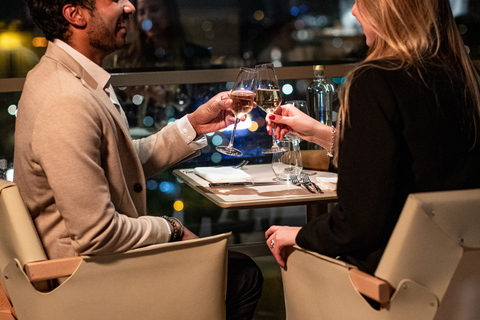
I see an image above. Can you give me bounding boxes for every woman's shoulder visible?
[352,60,409,79]
[350,60,444,93]
[353,59,457,82]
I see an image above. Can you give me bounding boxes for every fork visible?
[292,175,315,193]
[302,174,323,193]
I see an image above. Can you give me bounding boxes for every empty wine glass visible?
[216,67,257,157]
[256,63,287,154]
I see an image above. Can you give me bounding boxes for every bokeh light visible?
[211,152,222,163]
[146,180,158,190]
[32,37,47,47]
[249,121,259,132]
[332,37,344,48]
[165,106,175,117]
[254,10,264,21]
[7,104,17,116]
[212,135,223,146]
[132,94,144,105]
[143,116,154,127]
[173,200,184,211]
[291,6,300,16]
[256,116,266,127]
[159,181,175,193]
[282,84,294,95]
[142,20,153,31]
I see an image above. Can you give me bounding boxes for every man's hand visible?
[181,227,199,241]
[187,91,235,136]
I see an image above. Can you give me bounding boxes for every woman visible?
[265,0,480,274]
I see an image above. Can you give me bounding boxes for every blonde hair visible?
[334,0,480,165]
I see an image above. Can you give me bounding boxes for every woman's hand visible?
[267,104,333,149]
[265,225,301,269]
[266,104,319,140]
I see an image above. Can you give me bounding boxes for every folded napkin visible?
[316,176,338,191]
[194,167,252,183]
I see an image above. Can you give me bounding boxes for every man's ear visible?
[63,4,87,28]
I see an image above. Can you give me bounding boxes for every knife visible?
[208,181,281,187]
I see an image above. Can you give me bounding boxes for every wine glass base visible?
[262,146,288,154]
[216,146,243,157]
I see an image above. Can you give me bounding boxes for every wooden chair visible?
[281,188,480,319]
[0,179,231,320]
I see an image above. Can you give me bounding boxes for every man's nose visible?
[124,0,135,14]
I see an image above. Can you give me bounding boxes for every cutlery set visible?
[291,174,324,194]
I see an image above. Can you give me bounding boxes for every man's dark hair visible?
[24,0,95,42]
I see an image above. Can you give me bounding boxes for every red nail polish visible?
[269,115,275,120]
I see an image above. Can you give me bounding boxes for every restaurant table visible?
[173,163,338,256]
[173,163,338,222]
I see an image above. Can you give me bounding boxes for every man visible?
[14,0,262,318]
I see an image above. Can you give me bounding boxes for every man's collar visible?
[53,39,111,90]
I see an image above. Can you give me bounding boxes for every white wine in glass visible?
[216,67,257,157]
[256,63,287,154]
[256,88,281,114]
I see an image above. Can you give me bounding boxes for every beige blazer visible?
[14,42,198,260]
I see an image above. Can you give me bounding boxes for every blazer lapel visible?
[44,43,132,139]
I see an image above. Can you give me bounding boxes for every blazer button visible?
[133,183,143,193]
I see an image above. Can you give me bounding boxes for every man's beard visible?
[87,12,126,56]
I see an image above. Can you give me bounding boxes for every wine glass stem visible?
[227,118,240,149]
[271,127,279,148]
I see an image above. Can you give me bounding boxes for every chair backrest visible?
[375,188,480,302]
[0,179,230,320]
[0,180,47,293]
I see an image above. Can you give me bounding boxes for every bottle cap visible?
[313,65,324,70]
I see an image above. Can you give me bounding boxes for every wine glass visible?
[216,67,257,157]
[256,63,287,154]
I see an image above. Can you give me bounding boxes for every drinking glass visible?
[284,100,308,141]
[271,138,303,181]
[285,100,309,115]
[256,63,287,154]
[216,67,257,157]
[285,100,316,175]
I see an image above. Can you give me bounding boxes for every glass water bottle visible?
[307,65,334,127]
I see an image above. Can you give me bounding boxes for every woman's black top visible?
[296,63,480,274]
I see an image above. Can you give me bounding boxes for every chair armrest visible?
[24,257,83,282]
[349,269,393,304]
[0,280,15,320]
